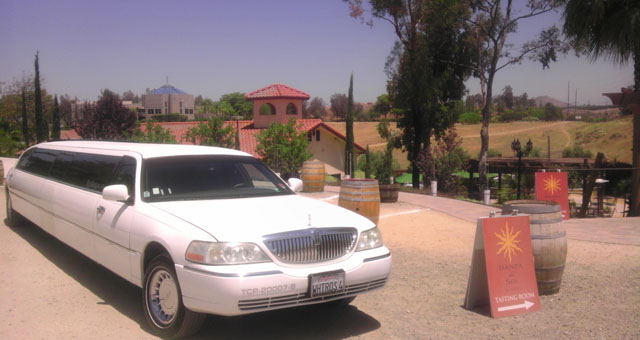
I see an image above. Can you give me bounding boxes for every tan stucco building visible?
[141,84,195,120]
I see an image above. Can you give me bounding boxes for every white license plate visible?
[309,271,345,297]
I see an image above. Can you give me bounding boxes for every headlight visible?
[356,227,383,251]
[186,241,271,265]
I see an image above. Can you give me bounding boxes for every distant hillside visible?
[328,116,633,167]
[532,96,568,107]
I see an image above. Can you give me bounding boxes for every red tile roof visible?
[245,84,310,100]
[60,129,81,140]
[146,119,365,158]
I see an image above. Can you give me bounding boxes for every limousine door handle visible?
[97,206,106,215]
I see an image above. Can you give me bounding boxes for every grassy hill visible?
[326,115,633,169]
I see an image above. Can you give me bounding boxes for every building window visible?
[307,131,312,142]
[156,109,161,114]
[164,102,167,107]
[286,103,297,115]
[316,130,320,141]
[147,109,153,114]
[180,109,183,114]
[259,103,276,115]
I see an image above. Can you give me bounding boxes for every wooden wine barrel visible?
[502,200,567,295]
[339,179,380,225]
[301,161,325,192]
[379,184,399,203]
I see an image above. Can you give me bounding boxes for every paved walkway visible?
[319,186,640,247]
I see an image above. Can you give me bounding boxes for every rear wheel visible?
[142,254,205,339]
[5,187,22,227]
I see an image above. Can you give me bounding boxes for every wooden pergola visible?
[467,157,596,190]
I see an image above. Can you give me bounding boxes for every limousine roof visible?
[36,141,252,159]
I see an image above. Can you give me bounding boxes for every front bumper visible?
[176,247,391,316]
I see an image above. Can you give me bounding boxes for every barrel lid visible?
[502,200,561,214]
[341,178,379,186]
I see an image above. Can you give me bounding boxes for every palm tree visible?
[563,0,640,90]
[562,0,640,216]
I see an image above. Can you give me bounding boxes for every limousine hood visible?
[149,195,374,242]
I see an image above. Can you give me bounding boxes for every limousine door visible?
[92,156,136,282]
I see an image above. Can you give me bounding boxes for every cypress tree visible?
[21,88,30,147]
[34,51,47,143]
[52,95,61,140]
[345,73,355,176]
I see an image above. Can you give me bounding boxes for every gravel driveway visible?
[1,190,638,339]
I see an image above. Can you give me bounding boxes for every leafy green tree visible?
[21,88,30,146]
[345,74,355,175]
[184,116,234,147]
[372,94,391,118]
[34,51,47,143]
[131,121,176,144]
[256,119,311,179]
[51,95,61,140]
[349,0,471,188]
[219,92,253,119]
[0,129,22,157]
[461,0,567,196]
[304,97,327,119]
[543,103,563,121]
[76,89,136,140]
[562,0,640,216]
[330,93,347,120]
[416,127,469,193]
[503,85,514,109]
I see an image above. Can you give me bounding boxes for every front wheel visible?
[142,254,205,339]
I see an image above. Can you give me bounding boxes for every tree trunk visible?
[478,74,494,198]
[631,50,640,216]
[631,104,640,216]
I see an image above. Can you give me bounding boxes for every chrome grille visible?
[263,228,357,264]
[238,277,387,311]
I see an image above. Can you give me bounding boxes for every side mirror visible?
[287,178,303,192]
[103,184,130,202]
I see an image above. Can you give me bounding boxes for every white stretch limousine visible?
[5,141,391,338]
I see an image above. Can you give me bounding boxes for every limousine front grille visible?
[263,228,357,264]
[238,277,387,311]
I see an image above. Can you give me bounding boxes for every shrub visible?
[458,111,482,124]
[562,144,593,158]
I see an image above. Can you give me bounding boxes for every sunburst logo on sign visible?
[495,222,523,263]
[543,175,561,195]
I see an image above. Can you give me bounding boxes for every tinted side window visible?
[16,148,35,170]
[67,153,120,192]
[50,152,74,182]
[110,156,136,197]
[22,149,58,176]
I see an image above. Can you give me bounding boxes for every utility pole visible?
[575,88,578,115]
[567,81,570,119]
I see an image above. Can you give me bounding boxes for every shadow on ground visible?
[8,219,381,339]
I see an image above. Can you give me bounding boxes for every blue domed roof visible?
[150,84,188,95]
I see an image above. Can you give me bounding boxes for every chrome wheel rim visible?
[147,269,179,327]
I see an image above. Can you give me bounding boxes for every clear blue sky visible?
[0,0,633,106]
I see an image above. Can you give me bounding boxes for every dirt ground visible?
[0,190,638,339]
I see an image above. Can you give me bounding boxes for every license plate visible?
[309,271,345,297]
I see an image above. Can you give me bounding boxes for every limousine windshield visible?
[142,155,293,202]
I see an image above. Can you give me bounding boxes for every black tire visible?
[142,254,205,339]
[5,187,22,227]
